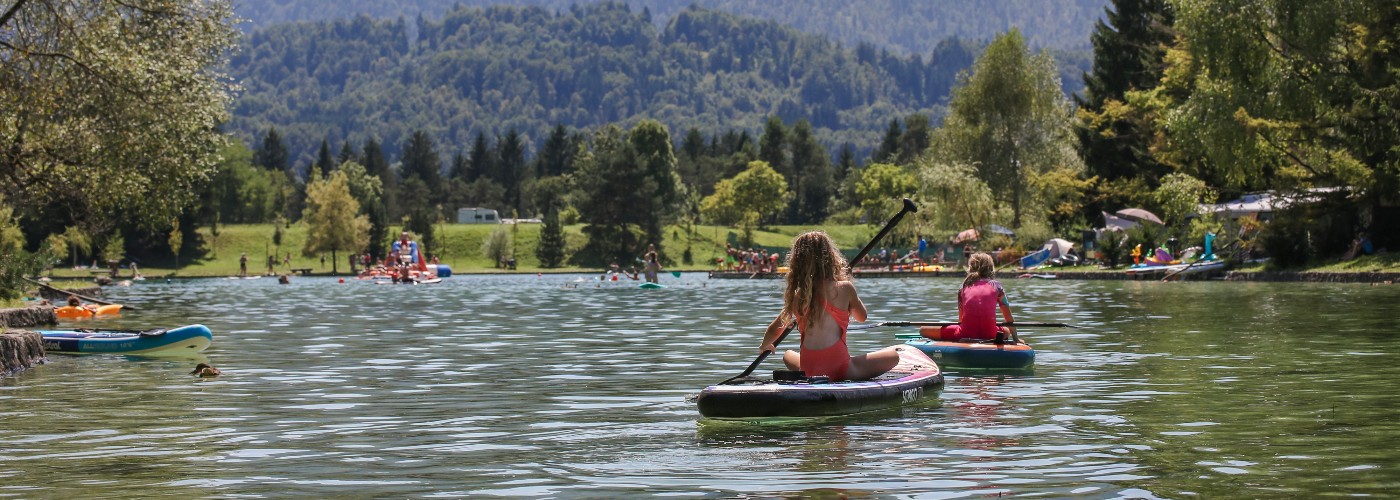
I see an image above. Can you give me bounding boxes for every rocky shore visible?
[0,305,57,329]
[0,306,56,376]
[0,330,46,376]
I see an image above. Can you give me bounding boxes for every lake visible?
[2,274,1398,497]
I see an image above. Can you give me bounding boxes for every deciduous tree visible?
[302,170,370,274]
[0,0,239,234]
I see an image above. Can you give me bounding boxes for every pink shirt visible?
[957,279,1005,340]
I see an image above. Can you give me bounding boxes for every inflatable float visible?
[39,324,213,356]
[695,345,943,420]
[54,304,122,320]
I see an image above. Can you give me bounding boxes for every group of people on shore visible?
[721,243,781,274]
[757,231,1016,383]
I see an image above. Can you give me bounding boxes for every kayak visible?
[639,282,664,289]
[903,338,1034,370]
[39,324,213,356]
[695,345,943,420]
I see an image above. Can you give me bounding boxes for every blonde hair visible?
[962,252,995,289]
[781,231,849,331]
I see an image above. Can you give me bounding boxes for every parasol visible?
[1115,208,1164,225]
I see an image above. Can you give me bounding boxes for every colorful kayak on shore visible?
[695,345,943,420]
[902,338,1035,371]
[39,325,213,356]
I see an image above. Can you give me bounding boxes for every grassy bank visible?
[42,223,900,278]
[40,221,1396,279]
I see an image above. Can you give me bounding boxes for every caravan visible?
[456,207,500,224]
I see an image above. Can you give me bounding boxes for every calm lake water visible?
[3,273,1398,497]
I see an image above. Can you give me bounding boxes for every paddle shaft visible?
[874,321,1078,329]
[722,198,918,384]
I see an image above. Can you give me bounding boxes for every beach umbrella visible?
[1115,208,1164,225]
[1101,211,1136,231]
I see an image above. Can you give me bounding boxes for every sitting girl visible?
[758,231,899,381]
[923,252,1017,343]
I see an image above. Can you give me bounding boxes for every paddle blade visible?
[671,271,682,278]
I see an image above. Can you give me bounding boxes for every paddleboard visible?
[695,345,943,419]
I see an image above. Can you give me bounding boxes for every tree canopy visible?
[0,0,240,235]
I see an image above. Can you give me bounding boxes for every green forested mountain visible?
[232,0,1106,55]
[228,3,1090,167]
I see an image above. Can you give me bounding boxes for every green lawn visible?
[41,222,918,278]
[32,221,1400,280]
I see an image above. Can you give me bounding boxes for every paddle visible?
[849,321,1084,332]
[719,198,918,385]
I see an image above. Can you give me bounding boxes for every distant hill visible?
[231,0,1107,55]
[226,3,1093,166]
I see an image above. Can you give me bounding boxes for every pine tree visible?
[757,116,788,179]
[316,138,335,177]
[467,132,493,183]
[496,129,527,212]
[536,204,566,268]
[254,127,288,172]
[400,130,442,186]
[1075,0,1175,194]
[787,120,832,224]
[338,141,357,167]
[360,138,393,258]
[535,124,576,178]
[875,118,902,164]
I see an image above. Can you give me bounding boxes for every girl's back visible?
[958,279,1003,339]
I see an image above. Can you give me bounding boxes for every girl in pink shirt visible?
[924,252,1017,343]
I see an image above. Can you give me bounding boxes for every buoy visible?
[338,278,345,283]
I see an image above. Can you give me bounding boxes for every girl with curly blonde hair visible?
[758,231,899,381]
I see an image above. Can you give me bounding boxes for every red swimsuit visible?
[799,298,852,381]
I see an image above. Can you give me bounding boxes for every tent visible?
[1019,238,1076,269]
[1045,238,1074,259]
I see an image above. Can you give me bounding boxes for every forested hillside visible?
[227,3,1091,167]
[232,0,1106,55]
